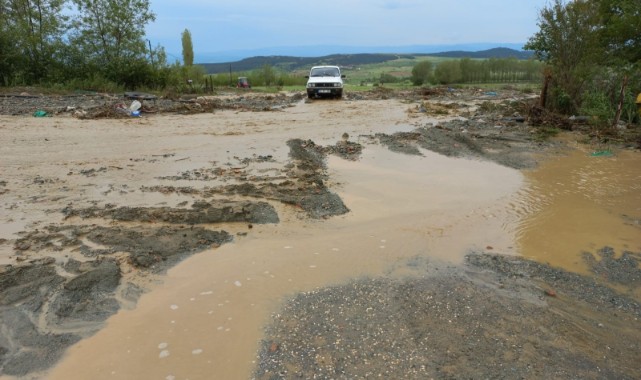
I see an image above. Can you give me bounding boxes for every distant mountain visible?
[428,47,533,59]
[194,43,527,63]
[200,48,533,75]
[201,54,415,74]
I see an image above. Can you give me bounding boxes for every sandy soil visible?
[1,89,640,379]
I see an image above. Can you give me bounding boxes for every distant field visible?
[213,54,541,93]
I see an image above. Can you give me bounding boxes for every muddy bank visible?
[205,139,354,219]
[1,222,234,377]
[144,138,355,219]
[62,200,279,225]
[255,252,641,379]
[376,105,563,169]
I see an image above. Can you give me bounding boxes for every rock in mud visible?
[376,132,423,156]
[85,225,233,269]
[203,139,351,219]
[287,139,328,171]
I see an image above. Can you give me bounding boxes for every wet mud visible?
[2,222,234,377]
[376,106,563,169]
[1,88,640,378]
[62,200,279,225]
[141,138,355,219]
[0,129,355,377]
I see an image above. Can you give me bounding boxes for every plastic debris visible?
[129,100,142,112]
[590,150,613,157]
[33,110,48,117]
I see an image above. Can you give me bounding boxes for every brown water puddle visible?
[515,144,641,273]
[46,147,522,380]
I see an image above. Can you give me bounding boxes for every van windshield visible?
[310,67,340,77]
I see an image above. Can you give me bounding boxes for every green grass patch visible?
[532,126,560,141]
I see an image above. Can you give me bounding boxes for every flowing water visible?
[46,141,641,379]
[46,145,524,379]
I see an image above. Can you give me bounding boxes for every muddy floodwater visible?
[1,92,640,379]
[517,146,641,274]
[45,150,522,380]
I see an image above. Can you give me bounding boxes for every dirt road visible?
[1,90,640,379]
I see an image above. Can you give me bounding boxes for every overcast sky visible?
[146,0,549,61]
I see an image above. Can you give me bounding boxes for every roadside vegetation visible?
[525,0,641,128]
[1,0,639,129]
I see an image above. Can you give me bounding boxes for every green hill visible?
[200,48,533,74]
[428,47,533,59]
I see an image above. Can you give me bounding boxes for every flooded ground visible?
[516,144,641,274]
[44,147,522,380]
[1,91,640,379]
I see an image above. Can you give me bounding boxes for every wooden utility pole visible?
[540,71,552,108]
[612,75,628,128]
[148,40,154,66]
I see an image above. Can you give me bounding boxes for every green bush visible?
[580,90,613,125]
[411,60,433,86]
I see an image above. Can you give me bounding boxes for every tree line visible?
[0,0,177,89]
[410,58,543,86]
[206,64,306,88]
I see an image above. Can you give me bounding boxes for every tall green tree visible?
[524,0,601,113]
[69,0,156,86]
[595,0,641,125]
[1,0,68,83]
[526,0,641,123]
[411,60,432,86]
[260,64,276,86]
[433,60,462,85]
[181,28,194,66]
[597,0,641,65]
